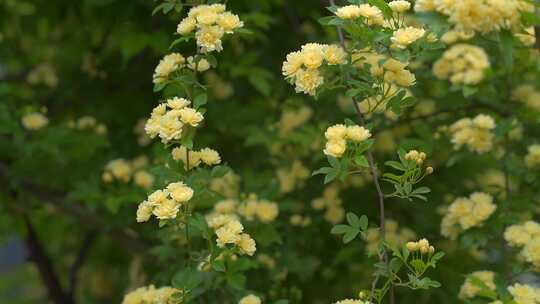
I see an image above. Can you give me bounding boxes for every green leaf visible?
[312,167,334,176]
[211,165,230,178]
[358,215,368,230]
[500,29,514,72]
[324,170,339,184]
[226,273,246,290]
[462,85,478,98]
[354,154,369,167]
[327,156,340,169]
[343,230,360,243]
[172,268,204,291]
[346,212,360,228]
[412,187,431,194]
[194,93,207,109]
[430,251,445,264]
[212,260,226,272]
[385,160,406,171]
[331,224,351,234]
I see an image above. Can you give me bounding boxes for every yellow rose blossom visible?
[21,112,48,130]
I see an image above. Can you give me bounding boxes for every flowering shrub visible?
[2,0,540,303]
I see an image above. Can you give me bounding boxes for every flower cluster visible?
[21,112,48,130]
[102,156,155,189]
[323,124,372,158]
[525,144,540,168]
[278,106,313,137]
[311,186,345,224]
[458,271,496,300]
[406,238,435,254]
[67,115,108,134]
[504,221,540,268]
[239,294,262,304]
[27,63,58,87]
[144,97,204,144]
[289,214,312,227]
[433,44,490,85]
[237,196,279,223]
[172,145,221,169]
[367,220,416,255]
[207,215,256,256]
[276,160,310,194]
[413,0,533,34]
[176,4,243,53]
[391,26,426,49]
[210,171,241,199]
[441,192,496,239]
[334,4,384,26]
[121,285,181,304]
[512,84,540,112]
[353,53,417,88]
[102,158,133,183]
[282,43,346,95]
[448,114,496,154]
[405,150,427,165]
[440,29,474,44]
[206,195,279,225]
[136,182,194,222]
[152,53,211,84]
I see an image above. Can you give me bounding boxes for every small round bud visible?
[102,172,113,183]
[358,291,366,299]
[406,241,418,252]
[426,166,434,174]
[420,245,429,254]
[429,245,435,254]
[418,238,429,248]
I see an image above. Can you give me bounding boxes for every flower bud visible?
[426,166,434,174]
[418,238,429,248]
[429,245,435,254]
[420,245,429,254]
[406,241,418,252]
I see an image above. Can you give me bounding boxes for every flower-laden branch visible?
[283,0,445,303]
[327,0,391,301]
[124,3,263,303]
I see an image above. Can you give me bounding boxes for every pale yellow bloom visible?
[21,112,48,130]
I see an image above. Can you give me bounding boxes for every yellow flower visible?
[236,233,257,256]
[136,201,153,223]
[196,25,224,53]
[177,17,196,35]
[335,5,363,19]
[294,68,324,95]
[167,182,194,203]
[199,148,221,165]
[345,125,372,142]
[134,170,154,189]
[508,283,538,304]
[391,27,425,49]
[217,12,243,33]
[179,107,204,127]
[153,53,185,84]
[239,294,261,304]
[324,139,347,158]
[21,112,48,130]
[152,199,180,220]
[325,45,347,65]
[187,56,211,72]
[459,271,496,299]
[389,0,411,13]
